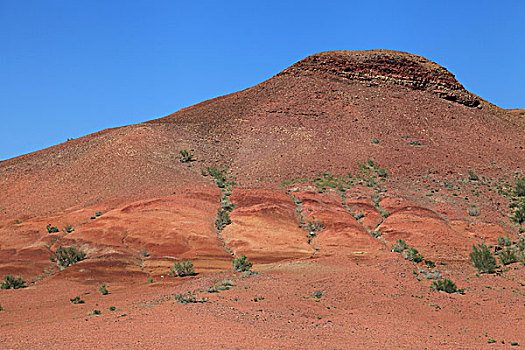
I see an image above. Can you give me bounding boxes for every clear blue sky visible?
[1,1,524,161]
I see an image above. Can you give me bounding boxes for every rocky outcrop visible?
[283,50,480,107]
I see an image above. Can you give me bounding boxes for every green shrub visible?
[147,277,153,284]
[497,234,512,247]
[232,255,253,272]
[88,310,101,315]
[468,170,479,181]
[46,224,59,233]
[515,177,525,197]
[179,149,194,163]
[391,239,408,253]
[312,290,323,299]
[63,225,74,233]
[169,260,196,277]
[305,217,325,234]
[174,291,207,304]
[99,283,108,295]
[215,207,232,230]
[511,200,525,224]
[499,249,518,265]
[406,247,424,262]
[70,296,85,304]
[467,206,480,217]
[371,137,380,144]
[1,274,26,289]
[205,166,233,188]
[109,306,116,311]
[141,249,149,257]
[54,246,86,268]
[95,211,103,217]
[431,278,459,293]
[470,244,497,273]
[424,259,436,268]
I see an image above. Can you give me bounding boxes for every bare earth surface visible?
[0,50,524,349]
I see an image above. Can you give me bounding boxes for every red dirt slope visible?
[0,50,524,349]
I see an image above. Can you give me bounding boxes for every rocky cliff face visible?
[283,50,480,107]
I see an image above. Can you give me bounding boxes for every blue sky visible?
[1,1,524,161]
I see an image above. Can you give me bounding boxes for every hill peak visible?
[282,49,480,107]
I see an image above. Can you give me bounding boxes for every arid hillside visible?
[0,50,523,349]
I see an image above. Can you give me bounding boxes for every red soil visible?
[0,50,524,348]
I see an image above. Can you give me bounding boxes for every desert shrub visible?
[63,225,74,233]
[174,291,207,304]
[405,247,424,263]
[377,168,388,178]
[169,260,196,277]
[215,208,232,230]
[95,211,103,217]
[497,234,512,247]
[1,274,26,289]
[233,255,253,272]
[141,249,149,257]
[511,200,525,224]
[371,137,380,144]
[54,246,86,268]
[431,278,458,293]
[305,217,325,234]
[147,277,153,284]
[179,149,194,163]
[353,211,364,220]
[99,283,108,295]
[467,206,480,217]
[470,244,497,273]
[499,249,518,265]
[109,306,116,311]
[220,196,235,211]
[46,224,59,233]
[515,177,525,197]
[312,290,323,299]
[88,310,101,315]
[468,170,479,181]
[205,166,233,188]
[424,259,436,268]
[70,296,85,304]
[391,239,408,253]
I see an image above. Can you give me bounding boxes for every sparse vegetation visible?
[511,200,525,224]
[467,206,480,217]
[431,278,461,294]
[99,283,109,295]
[215,207,232,230]
[312,290,323,299]
[499,249,518,265]
[174,291,207,304]
[497,235,512,247]
[1,274,26,289]
[179,149,194,163]
[169,260,196,277]
[63,225,74,233]
[470,244,497,273]
[406,247,424,263]
[70,296,85,304]
[232,255,253,272]
[468,170,479,181]
[515,177,525,197]
[392,239,408,253]
[305,216,325,235]
[54,246,86,268]
[46,224,59,233]
[88,310,101,315]
[141,249,149,257]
